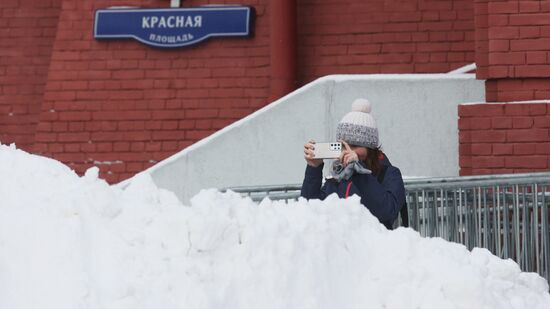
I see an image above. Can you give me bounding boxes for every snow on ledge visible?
[447,63,476,74]
[325,73,477,82]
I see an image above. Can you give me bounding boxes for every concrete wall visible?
[124,74,485,203]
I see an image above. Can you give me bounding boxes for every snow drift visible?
[0,144,549,309]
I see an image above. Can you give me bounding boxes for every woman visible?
[301,98,406,229]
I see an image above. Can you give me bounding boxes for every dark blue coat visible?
[300,155,406,229]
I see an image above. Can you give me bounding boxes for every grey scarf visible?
[330,160,371,182]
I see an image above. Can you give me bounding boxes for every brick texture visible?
[297,0,476,83]
[34,0,270,183]
[475,0,550,103]
[0,0,62,151]
[486,78,550,102]
[5,0,547,182]
[458,103,550,175]
[16,0,477,183]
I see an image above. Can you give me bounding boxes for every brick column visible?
[476,0,550,101]
[460,1,550,176]
[269,0,297,101]
[474,0,489,79]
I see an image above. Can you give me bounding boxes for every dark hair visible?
[364,147,382,176]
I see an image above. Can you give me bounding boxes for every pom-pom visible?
[351,98,371,113]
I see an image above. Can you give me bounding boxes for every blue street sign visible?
[94,6,254,48]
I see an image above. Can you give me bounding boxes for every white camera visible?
[312,142,342,159]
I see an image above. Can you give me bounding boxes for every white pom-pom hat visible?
[335,98,379,148]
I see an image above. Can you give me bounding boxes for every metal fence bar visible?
[495,186,504,256]
[521,186,529,271]
[458,188,464,245]
[486,188,490,248]
[542,186,550,282]
[452,189,459,243]
[534,184,541,275]
[442,189,449,240]
[223,172,550,286]
[513,185,520,263]
[503,186,510,259]
[413,191,420,231]
[422,190,427,236]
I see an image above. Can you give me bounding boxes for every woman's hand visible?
[304,139,323,167]
[339,140,359,167]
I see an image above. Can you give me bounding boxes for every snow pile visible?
[0,144,549,309]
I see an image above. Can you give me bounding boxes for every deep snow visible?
[1,144,549,309]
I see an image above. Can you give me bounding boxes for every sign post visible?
[170,0,180,8]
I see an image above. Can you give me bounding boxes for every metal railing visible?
[225,172,550,285]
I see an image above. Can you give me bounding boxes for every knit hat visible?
[335,98,379,149]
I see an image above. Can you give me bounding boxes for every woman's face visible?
[349,145,368,162]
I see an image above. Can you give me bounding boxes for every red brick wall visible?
[29,0,476,183]
[475,0,550,102]
[458,103,550,175]
[297,0,476,83]
[34,0,270,182]
[4,0,477,182]
[0,0,61,151]
[464,0,550,177]
[486,78,550,102]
